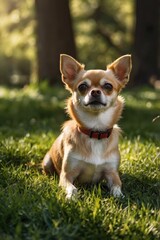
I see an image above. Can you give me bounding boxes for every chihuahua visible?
[42,54,132,199]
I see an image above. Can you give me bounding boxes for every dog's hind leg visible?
[42,152,55,175]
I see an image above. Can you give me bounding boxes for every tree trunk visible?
[131,0,160,85]
[35,0,76,85]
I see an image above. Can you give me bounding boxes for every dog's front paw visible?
[66,186,78,200]
[110,186,124,198]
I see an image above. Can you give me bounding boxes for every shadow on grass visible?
[76,173,160,210]
[0,92,68,139]
[0,86,159,140]
[120,87,160,141]
[0,86,159,211]
[121,174,160,209]
[121,105,160,141]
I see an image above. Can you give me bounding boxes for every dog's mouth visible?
[85,101,106,106]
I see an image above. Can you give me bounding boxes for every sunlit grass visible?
[0,85,159,239]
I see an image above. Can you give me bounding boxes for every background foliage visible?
[0,0,134,85]
[0,0,35,85]
[71,0,134,69]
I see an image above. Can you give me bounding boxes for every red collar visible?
[78,127,113,140]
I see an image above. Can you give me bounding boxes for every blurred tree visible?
[35,0,76,85]
[131,0,160,85]
[0,0,35,85]
[71,0,133,69]
[0,0,133,85]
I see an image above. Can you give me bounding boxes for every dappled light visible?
[0,0,160,239]
[0,0,159,85]
[0,84,160,238]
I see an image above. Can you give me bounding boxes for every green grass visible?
[0,83,160,240]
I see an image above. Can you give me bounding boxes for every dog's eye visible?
[103,83,113,91]
[78,83,88,92]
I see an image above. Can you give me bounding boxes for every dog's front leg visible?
[105,170,123,198]
[59,170,78,199]
[59,147,80,199]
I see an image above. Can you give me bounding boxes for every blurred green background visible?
[0,0,159,87]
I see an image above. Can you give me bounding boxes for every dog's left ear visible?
[60,54,84,88]
[108,55,132,86]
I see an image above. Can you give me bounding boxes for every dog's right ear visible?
[60,54,84,88]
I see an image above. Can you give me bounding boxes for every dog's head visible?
[60,54,132,113]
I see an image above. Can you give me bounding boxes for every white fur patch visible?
[105,69,117,80]
[110,185,123,198]
[80,78,91,86]
[75,104,117,130]
[67,134,120,184]
[66,185,77,200]
[43,153,51,168]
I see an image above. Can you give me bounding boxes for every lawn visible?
[0,83,159,240]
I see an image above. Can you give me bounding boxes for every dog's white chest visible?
[70,139,107,166]
[84,139,107,165]
[69,138,119,183]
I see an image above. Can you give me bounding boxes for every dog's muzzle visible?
[85,89,106,106]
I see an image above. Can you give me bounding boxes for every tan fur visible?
[42,54,132,199]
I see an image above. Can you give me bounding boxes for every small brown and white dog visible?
[42,54,132,199]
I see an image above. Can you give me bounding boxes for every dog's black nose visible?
[91,89,101,98]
